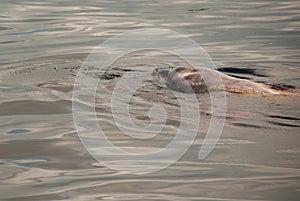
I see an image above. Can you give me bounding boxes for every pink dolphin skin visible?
[153,67,282,95]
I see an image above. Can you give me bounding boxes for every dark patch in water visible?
[218,67,267,77]
[233,123,265,128]
[226,74,251,80]
[99,72,121,80]
[97,67,138,80]
[267,121,300,128]
[112,67,135,72]
[188,8,207,12]
[0,40,18,44]
[267,83,295,91]
[135,115,151,122]
[268,115,300,121]
[7,129,30,134]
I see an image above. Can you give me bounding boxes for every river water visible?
[0,0,300,200]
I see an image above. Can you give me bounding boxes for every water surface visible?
[0,0,300,200]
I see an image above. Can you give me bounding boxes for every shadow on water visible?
[218,67,267,78]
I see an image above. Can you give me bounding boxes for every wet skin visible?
[153,67,280,95]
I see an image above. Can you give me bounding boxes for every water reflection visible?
[0,0,299,200]
[7,129,30,134]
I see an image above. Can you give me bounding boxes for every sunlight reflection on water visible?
[0,0,299,200]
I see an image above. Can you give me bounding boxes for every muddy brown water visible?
[0,0,300,200]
